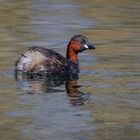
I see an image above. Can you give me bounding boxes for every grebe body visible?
[15,35,95,77]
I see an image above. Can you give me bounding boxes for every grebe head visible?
[69,34,95,52]
[67,34,95,64]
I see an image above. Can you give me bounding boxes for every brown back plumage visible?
[16,47,70,74]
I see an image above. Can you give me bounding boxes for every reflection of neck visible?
[66,80,80,105]
[66,80,77,94]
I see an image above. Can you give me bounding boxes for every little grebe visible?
[15,35,95,76]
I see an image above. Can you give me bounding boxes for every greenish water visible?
[0,0,140,140]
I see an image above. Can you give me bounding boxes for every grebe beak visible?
[84,43,95,49]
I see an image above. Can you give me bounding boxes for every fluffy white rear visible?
[16,49,47,72]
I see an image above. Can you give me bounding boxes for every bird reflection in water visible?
[66,80,89,106]
[15,71,90,106]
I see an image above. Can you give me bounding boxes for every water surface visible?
[0,0,140,140]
